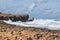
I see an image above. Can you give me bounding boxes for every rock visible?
[0,12,2,14]
[0,21,60,40]
[0,13,29,22]
[18,14,29,22]
[28,18,34,21]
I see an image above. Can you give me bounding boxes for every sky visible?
[0,0,60,19]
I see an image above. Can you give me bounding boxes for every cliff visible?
[0,13,29,21]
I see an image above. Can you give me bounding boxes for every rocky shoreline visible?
[0,13,29,22]
[0,13,60,40]
[0,20,60,40]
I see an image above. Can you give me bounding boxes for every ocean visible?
[0,0,60,19]
[3,19,60,30]
[0,0,60,30]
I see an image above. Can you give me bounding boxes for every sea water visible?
[1,0,60,30]
[3,19,60,30]
[0,0,60,19]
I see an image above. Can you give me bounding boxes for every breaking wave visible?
[3,19,60,30]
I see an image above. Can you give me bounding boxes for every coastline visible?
[0,20,60,40]
[0,13,60,40]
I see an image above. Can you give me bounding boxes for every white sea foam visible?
[3,19,60,30]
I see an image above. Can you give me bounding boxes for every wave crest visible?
[3,19,60,30]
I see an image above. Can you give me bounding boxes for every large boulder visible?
[0,13,29,22]
[0,12,2,14]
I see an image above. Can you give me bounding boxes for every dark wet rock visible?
[28,18,34,21]
[19,14,29,22]
[0,14,29,22]
[0,12,2,14]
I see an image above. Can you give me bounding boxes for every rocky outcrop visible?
[0,12,2,14]
[0,13,29,21]
[28,18,34,21]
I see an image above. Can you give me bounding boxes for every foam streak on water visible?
[3,19,60,30]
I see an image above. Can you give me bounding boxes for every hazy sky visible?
[0,0,60,19]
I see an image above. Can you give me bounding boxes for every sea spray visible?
[3,19,60,30]
[26,0,45,13]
